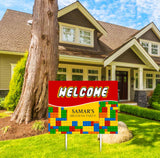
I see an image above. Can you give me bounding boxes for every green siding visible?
[0,54,23,90]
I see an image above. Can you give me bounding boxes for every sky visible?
[0,0,160,30]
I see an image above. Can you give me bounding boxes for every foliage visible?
[149,84,160,105]
[32,121,45,132]
[0,98,5,110]
[120,104,160,121]
[3,53,28,111]
[151,102,160,111]
[0,113,160,157]
[1,126,10,134]
[0,111,13,118]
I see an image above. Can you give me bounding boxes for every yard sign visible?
[48,81,118,135]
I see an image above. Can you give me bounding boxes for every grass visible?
[0,113,160,158]
[0,111,13,118]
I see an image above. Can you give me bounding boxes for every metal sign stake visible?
[100,134,102,152]
[65,134,67,150]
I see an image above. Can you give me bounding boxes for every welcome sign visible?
[48,81,118,134]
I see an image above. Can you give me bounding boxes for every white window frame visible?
[58,64,101,81]
[57,67,67,81]
[134,70,139,90]
[11,64,16,78]
[59,22,94,47]
[140,39,160,57]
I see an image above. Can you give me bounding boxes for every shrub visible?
[151,102,160,111]
[32,121,45,132]
[0,98,5,110]
[149,84,160,105]
[120,104,160,121]
[3,53,28,111]
[1,126,10,134]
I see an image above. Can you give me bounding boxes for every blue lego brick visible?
[61,107,64,110]
[110,107,113,110]
[48,123,50,132]
[61,118,67,121]
[83,132,88,134]
[83,121,91,126]
[53,126,59,129]
[48,112,50,118]
[116,132,118,134]
[105,118,111,121]
[102,126,108,129]
[56,118,62,121]
[67,132,72,134]
[94,123,99,132]
[72,121,78,126]
[110,118,116,121]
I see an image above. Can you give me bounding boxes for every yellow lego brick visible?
[99,118,105,126]
[83,126,94,132]
[106,104,111,107]
[105,132,110,134]
[78,121,83,126]
[50,122,56,126]
[113,107,118,110]
[110,121,118,126]
[58,109,61,118]
[73,131,81,134]
[61,121,72,126]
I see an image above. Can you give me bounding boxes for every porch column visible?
[138,67,143,90]
[111,64,116,81]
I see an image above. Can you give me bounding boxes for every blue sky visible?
[0,0,160,30]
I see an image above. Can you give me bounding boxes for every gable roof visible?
[58,1,108,37]
[104,38,159,71]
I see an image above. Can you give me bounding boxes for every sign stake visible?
[100,134,102,152]
[65,134,67,150]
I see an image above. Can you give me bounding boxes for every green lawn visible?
[0,113,160,158]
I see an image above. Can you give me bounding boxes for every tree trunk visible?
[11,0,59,124]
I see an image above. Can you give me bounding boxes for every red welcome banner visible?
[49,81,118,107]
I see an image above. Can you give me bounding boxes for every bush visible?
[0,98,5,110]
[149,84,160,105]
[151,102,160,111]
[3,53,28,111]
[120,104,160,121]
[32,121,45,131]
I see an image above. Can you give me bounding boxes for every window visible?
[60,23,94,47]
[72,68,83,81]
[145,73,153,89]
[56,68,67,81]
[151,44,158,55]
[62,26,75,43]
[79,30,91,45]
[141,42,149,53]
[134,71,139,89]
[140,40,160,56]
[88,70,98,81]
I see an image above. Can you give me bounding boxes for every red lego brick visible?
[102,107,107,112]
[69,126,75,132]
[105,121,110,126]
[80,129,83,134]
[53,107,58,112]
[91,121,94,126]
[110,132,116,134]
[50,126,53,129]
[56,121,61,126]
[61,132,66,134]
[111,104,117,107]
[99,126,102,129]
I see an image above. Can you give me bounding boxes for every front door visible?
[116,71,128,100]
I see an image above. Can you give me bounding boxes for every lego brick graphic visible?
[48,101,118,134]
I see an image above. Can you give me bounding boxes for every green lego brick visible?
[100,102,106,107]
[50,129,56,134]
[61,113,67,118]
[75,126,83,129]
[48,107,53,113]
[99,129,105,134]
[58,126,62,132]
[61,126,70,132]
[109,126,118,132]
[108,101,118,104]
[99,107,102,113]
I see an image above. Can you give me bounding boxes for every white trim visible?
[58,1,107,37]
[59,54,104,65]
[104,39,159,71]
[59,22,94,47]
[135,23,160,40]
[11,64,16,78]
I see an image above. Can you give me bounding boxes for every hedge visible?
[151,102,160,111]
[0,98,5,110]
[120,104,160,121]
[3,52,28,111]
[149,84,160,105]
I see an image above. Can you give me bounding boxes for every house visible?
[0,1,160,107]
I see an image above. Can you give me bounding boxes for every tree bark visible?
[11,0,59,124]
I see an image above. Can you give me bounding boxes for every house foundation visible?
[134,91,148,107]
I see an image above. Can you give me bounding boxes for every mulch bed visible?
[0,116,48,141]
